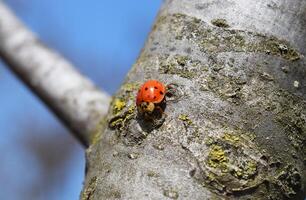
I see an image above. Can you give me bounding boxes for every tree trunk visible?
[82,0,306,199]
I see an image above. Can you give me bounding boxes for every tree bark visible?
[0,3,110,147]
[82,0,306,199]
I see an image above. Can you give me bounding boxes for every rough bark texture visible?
[82,0,306,199]
[0,3,110,147]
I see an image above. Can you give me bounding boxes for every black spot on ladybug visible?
[154,96,157,99]
[160,91,164,95]
[145,87,148,90]
[154,86,158,89]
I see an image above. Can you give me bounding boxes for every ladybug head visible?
[139,101,155,113]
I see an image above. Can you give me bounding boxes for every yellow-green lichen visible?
[262,39,301,61]
[103,186,122,199]
[81,176,97,200]
[159,55,200,79]
[204,172,226,193]
[121,82,140,92]
[109,105,136,130]
[167,14,301,61]
[207,145,228,172]
[206,73,244,104]
[205,137,216,146]
[222,133,240,147]
[147,170,159,178]
[178,114,193,125]
[92,90,136,145]
[233,160,258,180]
[112,98,126,115]
[110,191,121,199]
[113,98,126,114]
[244,132,257,142]
[211,18,230,28]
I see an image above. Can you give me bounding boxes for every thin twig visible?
[0,3,111,147]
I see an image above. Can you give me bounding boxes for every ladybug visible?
[136,80,166,117]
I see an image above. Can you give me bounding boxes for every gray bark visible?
[82,0,306,199]
[0,3,110,147]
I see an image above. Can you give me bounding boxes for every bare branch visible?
[0,2,111,147]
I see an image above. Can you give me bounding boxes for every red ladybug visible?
[136,80,166,116]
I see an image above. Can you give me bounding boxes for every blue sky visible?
[0,1,162,199]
